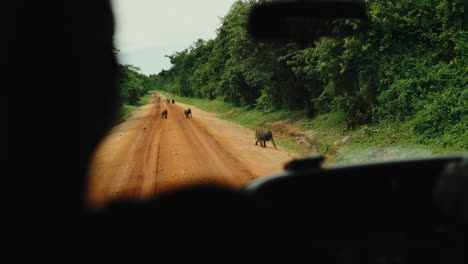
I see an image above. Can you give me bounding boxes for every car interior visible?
[5,0,467,263]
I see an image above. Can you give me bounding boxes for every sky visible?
[113,0,237,75]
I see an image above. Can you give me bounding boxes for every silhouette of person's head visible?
[7,0,119,235]
[6,3,303,262]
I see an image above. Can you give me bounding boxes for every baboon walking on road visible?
[184,108,192,118]
[162,109,168,119]
[255,130,277,149]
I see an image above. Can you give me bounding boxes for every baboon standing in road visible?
[255,130,277,149]
[162,109,168,119]
[184,108,192,118]
[172,99,175,104]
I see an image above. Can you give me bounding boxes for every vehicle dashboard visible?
[243,155,468,263]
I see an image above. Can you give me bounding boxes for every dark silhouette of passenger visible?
[5,1,302,262]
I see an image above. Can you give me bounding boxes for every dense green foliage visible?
[150,0,467,149]
[118,64,152,105]
[115,64,155,119]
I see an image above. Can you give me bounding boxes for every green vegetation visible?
[121,104,139,117]
[148,0,467,152]
[120,93,154,118]
[118,64,151,106]
[161,91,465,164]
[117,64,155,119]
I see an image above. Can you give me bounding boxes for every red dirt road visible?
[86,93,295,209]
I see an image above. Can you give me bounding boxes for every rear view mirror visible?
[248,0,367,42]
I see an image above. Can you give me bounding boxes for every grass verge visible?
[158,91,466,164]
[120,92,155,118]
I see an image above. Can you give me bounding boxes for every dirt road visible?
[86,93,295,209]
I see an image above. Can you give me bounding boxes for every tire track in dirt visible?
[155,101,254,194]
[86,94,263,209]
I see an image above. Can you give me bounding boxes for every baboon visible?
[166,98,170,103]
[172,99,175,104]
[305,98,315,118]
[184,108,192,118]
[344,111,370,131]
[162,109,168,119]
[255,130,277,149]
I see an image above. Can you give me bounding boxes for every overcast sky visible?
[113,0,237,75]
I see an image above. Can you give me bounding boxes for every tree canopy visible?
[118,64,152,105]
[148,0,467,148]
